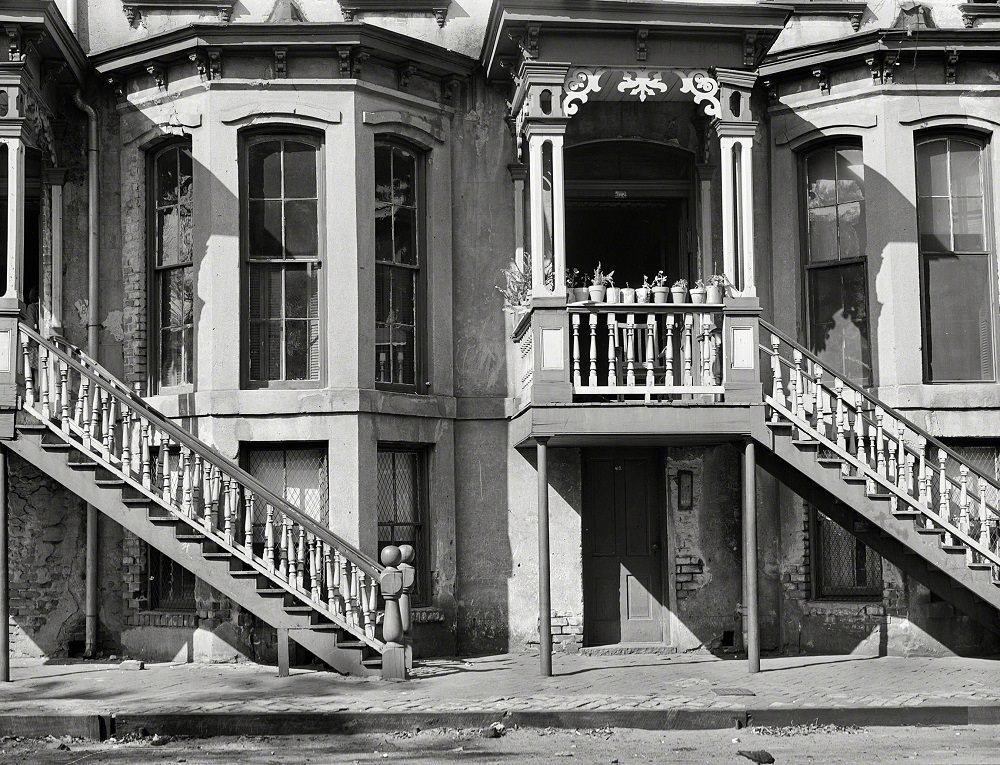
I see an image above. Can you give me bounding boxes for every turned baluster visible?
[140,419,152,490]
[308,534,319,600]
[938,449,951,542]
[178,445,191,513]
[644,314,655,390]
[220,476,232,541]
[38,346,50,418]
[358,571,372,637]
[917,436,933,529]
[336,552,349,617]
[834,380,848,475]
[896,423,906,491]
[589,314,599,388]
[700,314,713,387]
[571,313,581,388]
[89,381,101,449]
[682,313,694,387]
[20,337,34,409]
[120,406,133,477]
[279,518,290,579]
[59,364,70,432]
[190,452,202,522]
[243,489,255,551]
[959,465,970,558]
[978,478,990,559]
[813,363,829,437]
[366,576,379,639]
[263,504,275,568]
[159,436,171,502]
[791,349,805,436]
[80,377,92,447]
[664,314,675,386]
[201,460,213,529]
[906,453,916,503]
[606,314,617,386]
[324,544,336,609]
[625,313,636,387]
[348,564,361,626]
[296,526,306,589]
[100,390,112,452]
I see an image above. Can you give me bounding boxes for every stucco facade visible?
[2,0,1000,670]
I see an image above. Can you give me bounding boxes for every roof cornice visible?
[0,0,87,83]
[91,21,475,78]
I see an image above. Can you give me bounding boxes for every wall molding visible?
[362,110,444,143]
[122,0,236,26]
[339,0,451,26]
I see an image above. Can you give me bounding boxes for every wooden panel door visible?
[583,450,664,645]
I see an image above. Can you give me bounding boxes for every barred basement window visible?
[149,141,194,390]
[376,446,429,605]
[147,547,196,611]
[813,510,882,600]
[244,444,329,546]
[375,141,423,391]
[243,133,322,386]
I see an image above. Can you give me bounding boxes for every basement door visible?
[582,450,666,645]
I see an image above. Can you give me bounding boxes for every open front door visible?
[583,450,666,645]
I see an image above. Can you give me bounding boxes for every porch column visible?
[509,163,527,273]
[695,161,714,279]
[1,137,25,306]
[537,436,552,677]
[742,439,760,673]
[526,125,567,297]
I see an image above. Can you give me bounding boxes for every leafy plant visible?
[694,279,706,289]
[566,267,582,289]
[672,278,688,290]
[641,275,652,289]
[496,255,532,310]
[652,270,668,287]
[590,262,615,287]
[707,274,730,288]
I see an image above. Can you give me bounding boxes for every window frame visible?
[798,139,873,387]
[145,545,197,612]
[375,443,431,606]
[147,139,196,394]
[809,507,883,602]
[915,131,998,384]
[374,138,428,394]
[239,129,326,390]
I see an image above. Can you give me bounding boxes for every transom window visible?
[375,142,422,390]
[803,143,871,386]
[916,135,995,382]
[243,134,322,386]
[150,142,194,389]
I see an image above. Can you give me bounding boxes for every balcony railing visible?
[508,297,761,408]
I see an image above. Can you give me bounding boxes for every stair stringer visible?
[8,428,379,676]
[755,421,1000,633]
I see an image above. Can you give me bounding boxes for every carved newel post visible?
[379,544,408,680]
[398,543,415,669]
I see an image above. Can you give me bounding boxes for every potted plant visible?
[588,262,614,302]
[606,273,620,304]
[568,268,589,302]
[651,271,669,304]
[636,275,652,304]
[706,274,728,304]
[495,255,531,316]
[671,278,688,303]
[620,281,636,304]
[690,279,707,304]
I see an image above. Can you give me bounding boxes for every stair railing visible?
[760,321,1000,571]
[17,322,389,650]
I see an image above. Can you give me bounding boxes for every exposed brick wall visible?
[674,548,705,602]
[550,611,583,654]
[781,501,812,603]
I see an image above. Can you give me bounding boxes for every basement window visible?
[812,509,882,600]
[147,547,197,611]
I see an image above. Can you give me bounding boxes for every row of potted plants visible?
[567,265,728,305]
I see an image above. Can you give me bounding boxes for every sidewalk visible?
[1,652,999,737]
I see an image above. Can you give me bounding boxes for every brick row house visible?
[1,0,999,679]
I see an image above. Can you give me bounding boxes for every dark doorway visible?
[582,449,667,646]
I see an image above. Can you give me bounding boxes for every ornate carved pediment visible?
[562,68,721,118]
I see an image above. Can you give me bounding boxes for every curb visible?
[2,706,999,741]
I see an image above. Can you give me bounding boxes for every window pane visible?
[248,140,282,198]
[248,264,282,320]
[953,196,984,251]
[284,265,312,318]
[160,267,193,328]
[916,139,949,197]
[808,263,871,386]
[817,512,882,599]
[395,326,416,385]
[924,253,994,381]
[156,149,178,207]
[393,206,417,265]
[838,201,866,260]
[375,264,391,324]
[160,327,188,388]
[391,268,415,325]
[375,210,393,263]
[807,207,838,262]
[285,320,309,380]
[392,148,417,208]
[950,140,983,198]
[246,446,329,532]
[917,197,951,252]
[836,147,864,204]
[248,200,283,258]
[375,145,393,204]
[178,197,193,264]
[157,206,180,267]
[284,200,318,258]
[806,148,837,208]
[283,141,317,199]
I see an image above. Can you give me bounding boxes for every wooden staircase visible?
[756,322,1000,628]
[11,324,402,677]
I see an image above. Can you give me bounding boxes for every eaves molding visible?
[339,0,451,27]
[121,0,237,26]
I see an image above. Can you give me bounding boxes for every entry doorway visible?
[582,449,668,646]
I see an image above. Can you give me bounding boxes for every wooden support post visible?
[742,439,759,674]
[85,505,98,657]
[0,447,7,682]
[277,627,289,678]
[537,436,552,677]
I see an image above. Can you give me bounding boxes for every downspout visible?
[73,89,100,658]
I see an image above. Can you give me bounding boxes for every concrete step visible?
[39,432,73,451]
[66,452,97,469]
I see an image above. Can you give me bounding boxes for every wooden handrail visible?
[19,322,383,578]
[760,318,1000,498]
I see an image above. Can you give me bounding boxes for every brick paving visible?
[1,652,999,716]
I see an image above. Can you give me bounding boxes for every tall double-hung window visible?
[916,135,995,382]
[243,134,322,386]
[375,141,422,390]
[802,142,871,386]
[150,142,194,389]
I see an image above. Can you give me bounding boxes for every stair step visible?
[337,639,367,650]
[257,588,287,597]
[916,526,945,536]
[362,657,382,668]
[230,567,261,578]
[891,508,922,519]
[94,470,124,487]
[308,623,343,632]
[817,456,844,465]
[176,528,206,542]
[941,544,967,554]
[17,420,48,433]
[842,475,867,484]
[203,551,231,560]
[147,512,178,525]
[766,421,793,429]
[968,562,992,571]
[792,439,820,448]
[40,433,73,451]
[284,605,314,614]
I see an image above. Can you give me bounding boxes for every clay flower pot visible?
[573,287,590,303]
[690,287,707,304]
[651,286,669,304]
[706,285,724,304]
[605,287,620,304]
[671,287,688,303]
[635,287,651,303]
[620,288,636,304]
[588,285,607,302]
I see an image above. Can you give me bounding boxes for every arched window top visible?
[802,141,866,264]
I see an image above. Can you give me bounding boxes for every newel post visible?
[398,543,415,670]
[722,297,763,403]
[379,545,407,680]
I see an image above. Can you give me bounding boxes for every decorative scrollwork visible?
[677,69,721,118]
[563,68,605,116]
[617,70,668,102]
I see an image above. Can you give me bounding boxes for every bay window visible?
[916,135,995,382]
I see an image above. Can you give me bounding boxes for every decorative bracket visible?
[743,32,757,68]
[762,78,778,104]
[189,50,207,81]
[207,49,222,80]
[945,48,959,85]
[5,25,22,62]
[812,66,829,95]
[122,1,234,25]
[849,12,863,32]
[107,77,125,100]
[561,67,721,118]
[337,47,352,79]
[397,62,418,89]
[339,1,450,27]
[146,63,166,91]
[353,51,370,79]
[274,48,287,79]
[866,52,897,85]
[442,76,462,104]
[636,27,648,62]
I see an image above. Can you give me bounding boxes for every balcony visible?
[507,296,765,445]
